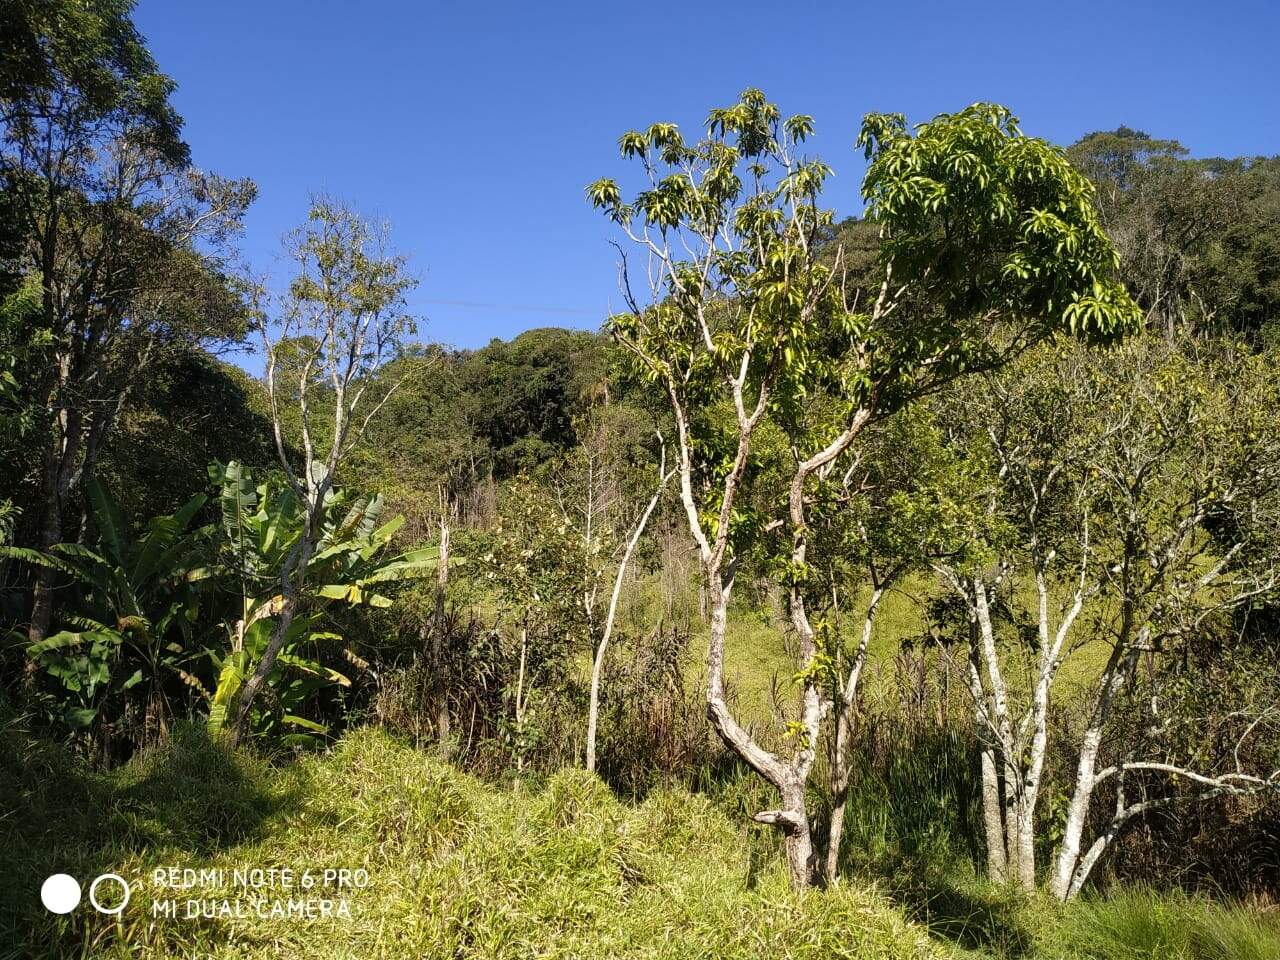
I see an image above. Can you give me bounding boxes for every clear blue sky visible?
[134,0,1279,355]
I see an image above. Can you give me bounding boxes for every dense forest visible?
[3,3,1280,959]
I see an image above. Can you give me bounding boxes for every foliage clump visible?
[3,725,945,959]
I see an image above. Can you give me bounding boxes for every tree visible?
[458,328,606,474]
[93,345,280,521]
[1068,129,1280,341]
[227,198,419,744]
[802,411,965,881]
[590,90,1139,887]
[0,267,42,547]
[0,0,254,644]
[477,477,592,774]
[932,337,1280,899]
[344,330,613,519]
[551,407,674,774]
[928,344,1098,891]
[1,478,214,753]
[208,461,434,742]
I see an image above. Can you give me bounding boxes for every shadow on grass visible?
[0,716,301,959]
[850,851,1035,958]
[107,724,299,854]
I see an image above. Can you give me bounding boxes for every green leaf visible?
[87,477,131,567]
[281,713,327,733]
[65,708,98,728]
[28,629,121,656]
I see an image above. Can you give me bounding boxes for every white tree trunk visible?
[979,746,1008,881]
[1049,628,1140,900]
[585,465,671,773]
[432,518,452,756]
[1048,724,1104,900]
[824,584,884,883]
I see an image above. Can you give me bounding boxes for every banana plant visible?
[2,480,215,734]
[206,461,436,741]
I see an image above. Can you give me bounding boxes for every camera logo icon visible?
[41,873,131,915]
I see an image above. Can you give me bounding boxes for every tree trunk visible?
[753,781,819,887]
[1050,630,1140,901]
[432,518,452,756]
[27,454,63,645]
[825,785,848,884]
[964,600,1012,885]
[1049,726,1102,900]
[585,632,607,775]
[585,466,669,773]
[1014,794,1036,891]
[820,583,883,885]
[979,744,1008,883]
[780,781,819,888]
[28,399,82,644]
[514,626,529,775]
[703,578,819,890]
[824,712,852,884]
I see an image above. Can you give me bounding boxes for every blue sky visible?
[134,0,1280,357]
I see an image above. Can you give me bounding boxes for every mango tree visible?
[589,90,1139,887]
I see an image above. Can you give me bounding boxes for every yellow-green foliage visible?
[5,726,942,959]
[1043,887,1280,960]
[7,723,1278,959]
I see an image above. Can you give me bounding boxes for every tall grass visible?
[7,712,1279,959]
[1048,887,1280,960]
[3,721,943,959]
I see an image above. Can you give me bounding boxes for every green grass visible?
[3,722,943,959]
[586,565,1116,741]
[6,719,1277,960]
[1044,887,1280,960]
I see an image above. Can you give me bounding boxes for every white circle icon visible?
[89,873,131,915]
[40,874,81,914]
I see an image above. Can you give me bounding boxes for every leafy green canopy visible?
[589,92,1139,443]
[859,103,1138,347]
[587,91,1140,572]
[1068,126,1280,341]
[0,0,187,163]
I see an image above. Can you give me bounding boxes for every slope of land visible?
[3,725,942,959]
[5,722,1278,960]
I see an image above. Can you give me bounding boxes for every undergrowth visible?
[4,719,1277,959]
[3,722,939,959]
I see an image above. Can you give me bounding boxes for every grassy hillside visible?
[4,724,941,960]
[664,573,1112,734]
[5,723,1277,960]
